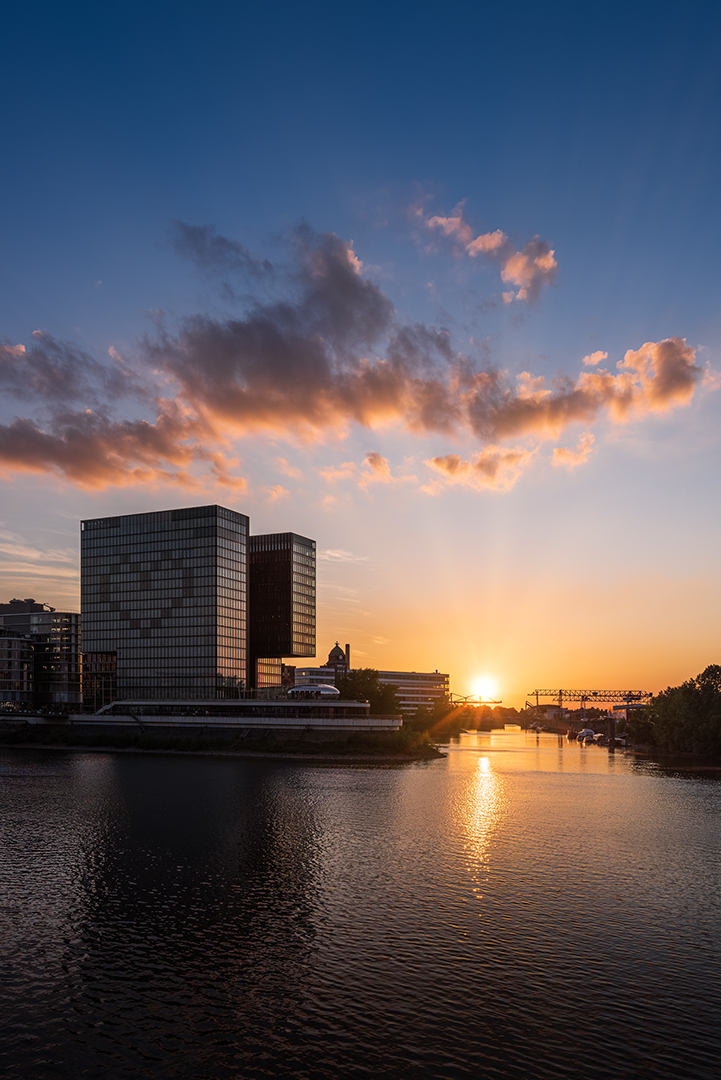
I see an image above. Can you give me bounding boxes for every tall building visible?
[81,505,248,700]
[248,533,316,688]
[0,599,81,707]
[0,628,34,705]
[80,506,317,703]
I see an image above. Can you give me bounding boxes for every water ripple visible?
[1,740,720,1078]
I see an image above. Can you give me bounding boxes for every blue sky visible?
[2,1,720,703]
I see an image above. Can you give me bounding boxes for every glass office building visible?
[0,599,81,707]
[0,629,34,705]
[248,533,316,687]
[81,505,248,700]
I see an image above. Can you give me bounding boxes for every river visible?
[1,731,720,1078]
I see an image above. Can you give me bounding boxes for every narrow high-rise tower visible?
[248,533,316,687]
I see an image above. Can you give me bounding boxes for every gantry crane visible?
[528,688,652,722]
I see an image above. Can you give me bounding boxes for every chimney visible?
[345,643,351,671]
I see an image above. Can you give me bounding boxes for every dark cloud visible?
[169,221,274,279]
[0,333,147,409]
[0,223,705,490]
[150,227,400,432]
[0,406,243,490]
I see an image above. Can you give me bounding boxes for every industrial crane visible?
[528,689,652,724]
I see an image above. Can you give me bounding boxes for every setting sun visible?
[471,676,499,701]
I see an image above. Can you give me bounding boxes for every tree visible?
[335,668,401,715]
[406,696,454,732]
[644,664,721,756]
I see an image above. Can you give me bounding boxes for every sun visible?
[471,675,499,702]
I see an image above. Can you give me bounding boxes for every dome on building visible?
[327,642,346,664]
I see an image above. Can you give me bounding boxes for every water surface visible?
[1,733,719,1078]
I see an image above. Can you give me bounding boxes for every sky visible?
[2,1,721,707]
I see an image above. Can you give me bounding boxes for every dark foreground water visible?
[1,733,720,1079]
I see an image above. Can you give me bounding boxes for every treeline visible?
[623,665,721,756]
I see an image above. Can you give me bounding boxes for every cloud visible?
[266,484,289,501]
[462,337,702,443]
[0,525,75,565]
[424,203,556,302]
[582,350,608,366]
[274,456,302,478]
[151,227,398,438]
[0,223,705,492]
[169,221,274,279]
[361,451,392,481]
[0,405,245,491]
[320,462,357,482]
[1,333,146,407]
[318,548,370,562]
[702,364,721,391]
[425,446,537,491]
[553,432,595,469]
[427,205,507,255]
[500,237,557,302]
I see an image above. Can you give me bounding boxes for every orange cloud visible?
[274,456,302,478]
[702,364,721,391]
[466,338,701,442]
[425,446,536,491]
[0,224,705,493]
[424,204,555,302]
[552,432,595,469]
[320,462,356,482]
[500,238,557,302]
[0,404,244,491]
[361,451,392,481]
[582,350,608,366]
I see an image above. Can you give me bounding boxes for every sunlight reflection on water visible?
[1,739,720,1079]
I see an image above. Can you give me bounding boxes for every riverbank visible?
[0,723,444,764]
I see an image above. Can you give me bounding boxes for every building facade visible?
[377,669,450,714]
[248,532,316,688]
[297,642,450,716]
[0,599,81,707]
[293,665,335,687]
[81,505,248,701]
[0,629,34,705]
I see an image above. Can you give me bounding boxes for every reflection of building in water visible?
[0,598,81,707]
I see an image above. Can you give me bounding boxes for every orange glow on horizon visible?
[471,675,499,701]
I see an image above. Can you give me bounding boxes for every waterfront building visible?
[73,694,400,731]
[0,628,34,705]
[248,532,316,688]
[0,598,81,707]
[305,642,450,715]
[81,505,248,701]
[293,665,336,687]
[377,669,450,714]
[326,642,351,679]
[80,506,316,703]
[82,651,118,713]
